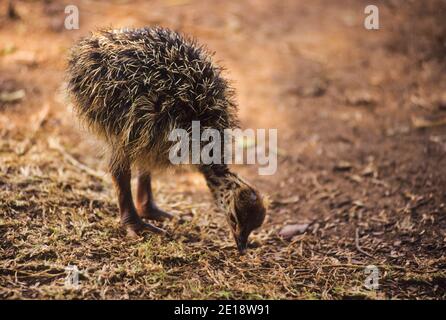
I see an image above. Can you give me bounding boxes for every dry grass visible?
[1,133,445,299]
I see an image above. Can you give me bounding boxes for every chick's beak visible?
[235,233,249,255]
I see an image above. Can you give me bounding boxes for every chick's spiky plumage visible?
[67,27,238,171]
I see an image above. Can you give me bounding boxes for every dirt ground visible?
[1,0,445,299]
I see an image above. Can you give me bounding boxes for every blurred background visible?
[0,0,445,299]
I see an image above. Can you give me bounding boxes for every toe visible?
[143,222,166,235]
[152,208,174,221]
[138,206,174,221]
[122,220,166,237]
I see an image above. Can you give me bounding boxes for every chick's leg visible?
[110,165,165,237]
[136,171,173,221]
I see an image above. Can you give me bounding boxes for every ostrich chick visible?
[67,27,266,253]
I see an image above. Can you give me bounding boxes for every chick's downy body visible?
[68,27,237,171]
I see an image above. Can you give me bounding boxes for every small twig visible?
[17,103,50,155]
[8,0,20,20]
[48,137,107,181]
[412,115,446,129]
[320,264,366,269]
[355,227,373,258]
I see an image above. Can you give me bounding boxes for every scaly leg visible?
[136,171,173,221]
[110,164,165,237]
